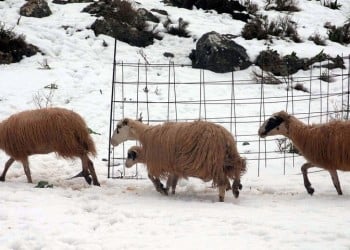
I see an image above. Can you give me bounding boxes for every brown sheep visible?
[258,110,350,195]
[111,118,246,202]
[0,107,100,186]
[125,145,232,195]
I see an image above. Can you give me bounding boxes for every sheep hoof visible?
[307,187,315,195]
[0,176,5,182]
[158,187,169,195]
[233,190,240,198]
[85,176,92,185]
[219,196,224,202]
[239,184,243,190]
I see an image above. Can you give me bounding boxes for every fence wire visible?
[107,42,350,178]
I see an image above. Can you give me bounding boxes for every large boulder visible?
[83,0,159,47]
[189,31,251,73]
[20,0,52,18]
[91,19,155,47]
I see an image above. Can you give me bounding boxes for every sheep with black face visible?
[259,110,350,195]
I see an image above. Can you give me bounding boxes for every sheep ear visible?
[277,111,290,121]
[122,118,129,126]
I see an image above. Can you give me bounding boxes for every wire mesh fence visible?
[107,42,350,178]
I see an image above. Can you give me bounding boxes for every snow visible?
[1,0,350,249]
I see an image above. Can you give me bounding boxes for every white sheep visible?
[258,110,350,195]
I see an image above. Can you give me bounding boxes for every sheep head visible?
[125,146,143,168]
[258,111,290,138]
[111,118,137,146]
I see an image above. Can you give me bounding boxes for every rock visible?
[163,52,174,58]
[0,51,13,64]
[91,19,154,47]
[83,0,159,47]
[53,0,93,4]
[189,31,251,73]
[20,0,52,18]
[151,9,169,16]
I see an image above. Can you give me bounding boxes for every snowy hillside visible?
[1,0,350,249]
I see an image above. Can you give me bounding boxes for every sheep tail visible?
[75,129,97,157]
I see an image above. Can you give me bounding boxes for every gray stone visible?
[83,0,159,47]
[190,31,251,73]
[20,0,52,18]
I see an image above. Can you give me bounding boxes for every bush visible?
[323,0,341,9]
[264,0,300,12]
[326,21,350,45]
[268,15,301,42]
[241,16,269,40]
[243,0,259,15]
[166,18,191,38]
[242,15,301,42]
[319,70,335,82]
[276,138,300,154]
[308,33,327,46]
[0,23,38,64]
[255,48,345,76]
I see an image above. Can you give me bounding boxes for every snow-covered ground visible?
[1,0,350,249]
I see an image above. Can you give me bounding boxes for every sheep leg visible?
[0,158,15,182]
[231,159,244,198]
[225,177,231,191]
[232,179,242,198]
[148,173,168,195]
[218,185,226,202]
[86,157,100,186]
[80,156,92,185]
[329,169,343,195]
[301,162,315,195]
[21,158,32,183]
[166,175,179,195]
